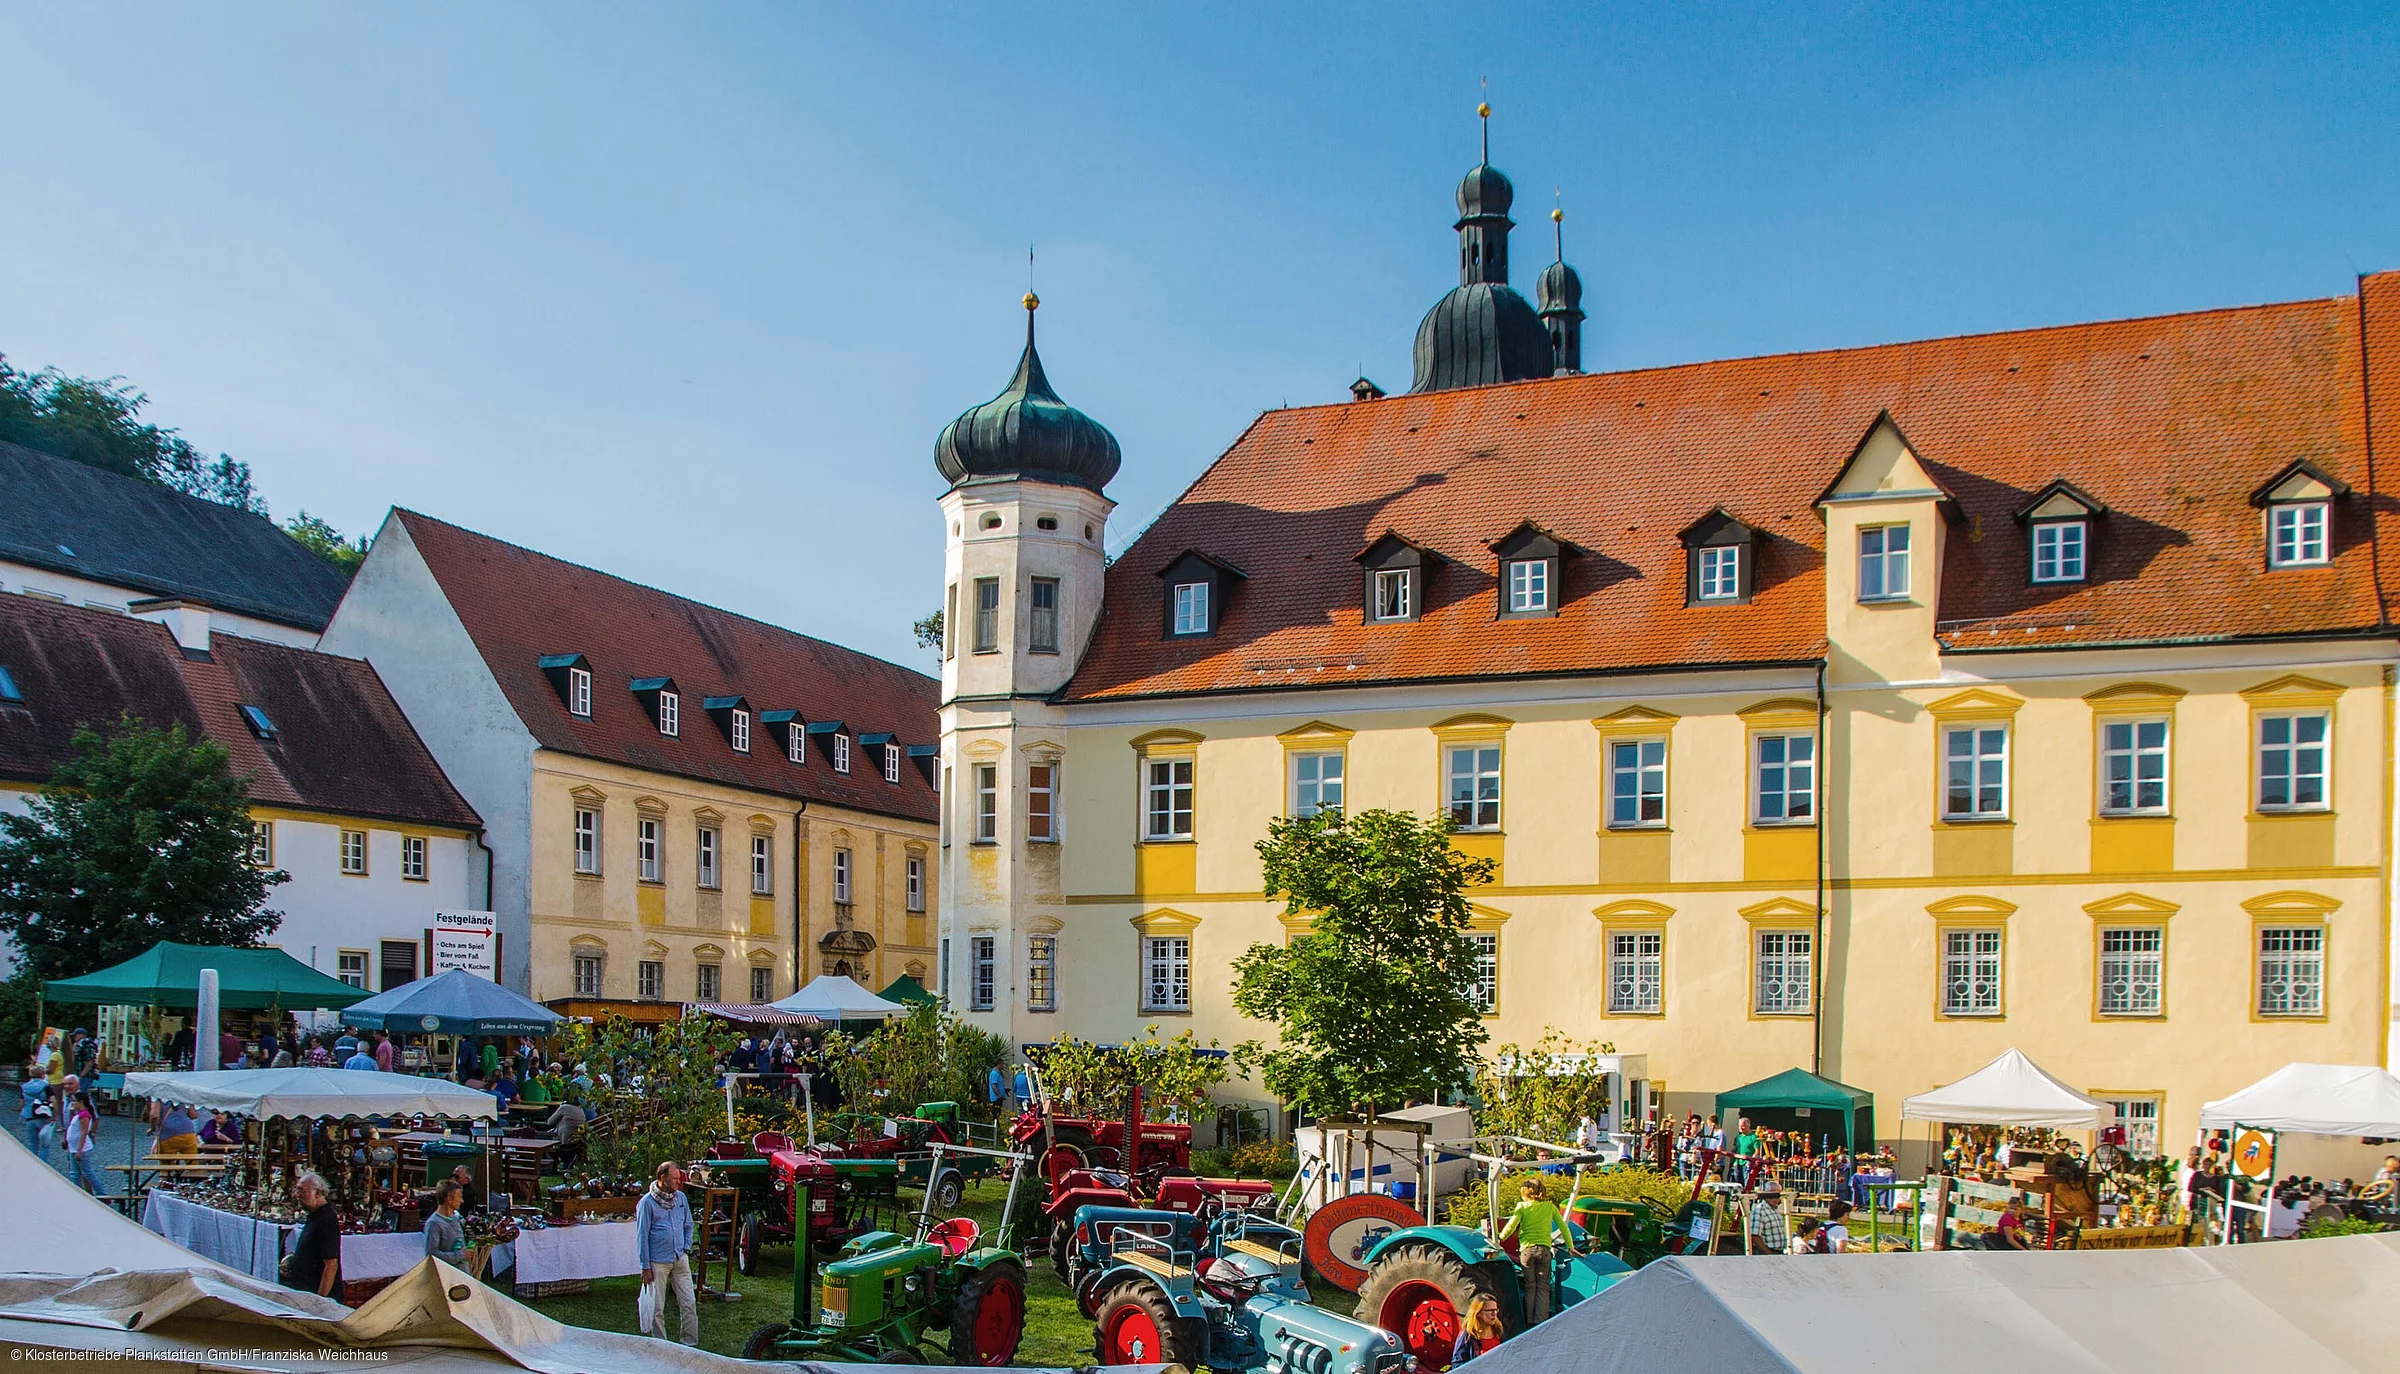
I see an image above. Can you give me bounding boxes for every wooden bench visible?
[1113,1248,1191,1280]
[1222,1238,1292,1265]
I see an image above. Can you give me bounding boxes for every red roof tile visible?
[0,596,481,830]
[396,512,938,824]
[1069,279,2399,701]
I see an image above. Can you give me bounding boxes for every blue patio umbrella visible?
[339,968,561,1037]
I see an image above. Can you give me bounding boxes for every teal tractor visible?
[743,1142,1033,1366]
[1350,1143,1640,1370]
[1083,1208,1415,1374]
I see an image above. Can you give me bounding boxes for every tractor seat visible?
[1200,1258,1266,1304]
[926,1217,981,1257]
[752,1131,794,1155]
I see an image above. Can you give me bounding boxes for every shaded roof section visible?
[1068,279,2400,701]
[0,440,349,631]
[0,595,481,830]
[394,511,938,824]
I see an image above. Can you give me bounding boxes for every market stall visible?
[1900,1049,2117,1248]
[879,973,937,1006]
[2198,1063,2400,1240]
[43,940,370,1078]
[1717,1067,1875,1151]
[343,967,561,1037]
[767,973,909,1021]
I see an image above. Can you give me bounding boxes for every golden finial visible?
[1551,207,1563,223]
[1023,291,1040,311]
[1477,101,1490,119]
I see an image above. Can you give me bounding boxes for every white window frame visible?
[973,764,999,843]
[1290,750,1344,819]
[973,577,1000,653]
[1027,935,1057,1012]
[2032,519,2087,583]
[750,965,774,1004]
[2099,717,2170,815]
[1755,929,1812,1016]
[1941,927,2005,1017]
[1142,935,1191,1013]
[970,936,996,1012]
[1446,744,1501,831]
[2099,1095,2163,1159]
[1606,737,1667,829]
[574,808,600,874]
[572,952,603,998]
[696,826,720,890]
[2256,711,2329,812]
[1858,523,1911,601]
[2268,501,2329,567]
[906,856,925,912]
[832,848,852,905]
[1171,581,1210,635]
[788,726,806,764]
[337,950,370,990]
[2098,926,2164,1017]
[1027,764,1057,842]
[1753,732,1815,824]
[832,732,851,774]
[1470,931,1499,1014]
[636,959,663,1001]
[637,817,661,883]
[568,667,593,717]
[339,829,368,875]
[1371,567,1413,621]
[658,690,680,737]
[1697,544,1741,601]
[2257,925,2325,1017]
[731,708,751,753]
[750,834,772,895]
[1144,758,1194,841]
[1943,724,2010,820]
[884,744,902,784]
[249,820,274,868]
[1029,576,1060,653]
[695,962,721,1003]
[1608,929,1663,1015]
[400,835,428,882]
[1505,558,1548,613]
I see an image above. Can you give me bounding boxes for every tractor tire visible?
[1093,1278,1203,1367]
[1354,1244,1513,1373]
[930,1169,965,1212]
[1050,1125,1099,1159]
[736,1214,763,1275]
[1047,1218,1076,1284]
[741,1323,791,1361]
[950,1259,1028,1366]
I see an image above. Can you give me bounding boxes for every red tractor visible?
[1015,1086,1277,1279]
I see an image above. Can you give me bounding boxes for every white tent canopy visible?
[766,974,907,1021]
[1899,1047,2107,1129]
[2199,1062,2400,1136]
[124,1067,498,1120]
[1468,1234,2400,1374]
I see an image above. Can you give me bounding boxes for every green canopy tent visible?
[878,974,937,1007]
[44,941,368,1011]
[1715,1068,1876,1151]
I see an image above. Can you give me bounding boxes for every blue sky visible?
[2,3,2393,667]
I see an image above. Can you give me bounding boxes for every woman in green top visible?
[519,1075,552,1104]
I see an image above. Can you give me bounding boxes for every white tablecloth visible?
[143,1190,296,1282]
[340,1230,433,1282]
[511,1221,641,1284]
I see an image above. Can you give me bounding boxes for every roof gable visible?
[1818,412,1950,507]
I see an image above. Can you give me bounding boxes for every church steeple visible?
[1455,101,1515,286]
[1536,204,1585,376]
[1411,100,1554,393]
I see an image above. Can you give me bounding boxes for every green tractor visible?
[743,1142,1034,1366]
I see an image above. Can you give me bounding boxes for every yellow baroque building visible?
[930,155,2400,1157]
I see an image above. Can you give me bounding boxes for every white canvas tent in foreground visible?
[2199,1063,2400,1137]
[1468,1234,2400,1374]
[124,1066,500,1120]
[1899,1047,2107,1129]
[768,973,908,1020]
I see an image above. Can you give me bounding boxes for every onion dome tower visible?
[935,293,1121,492]
[1536,206,1585,376]
[1410,103,1556,394]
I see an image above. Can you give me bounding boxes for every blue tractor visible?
[1075,1205,1415,1374]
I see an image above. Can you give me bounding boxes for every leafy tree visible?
[825,1001,1011,1122]
[0,717,288,988]
[284,511,370,576]
[1231,808,1491,1119]
[0,355,262,512]
[1031,1027,1249,1123]
[546,1011,737,1176]
[912,609,944,652]
[1472,1029,1619,1144]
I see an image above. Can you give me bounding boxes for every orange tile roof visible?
[1067,276,2400,701]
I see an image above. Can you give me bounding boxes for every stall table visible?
[509,1220,642,1286]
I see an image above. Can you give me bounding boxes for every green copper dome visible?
[935,299,1121,492]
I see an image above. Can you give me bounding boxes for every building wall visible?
[1,560,320,647]
[523,752,937,1005]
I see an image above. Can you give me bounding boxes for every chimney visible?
[130,597,213,655]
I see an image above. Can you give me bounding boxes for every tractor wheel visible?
[950,1259,1028,1366]
[930,1169,965,1212]
[1354,1245,1513,1373]
[1047,1218,1076,1284]
[740,1322,791,1361]
[736,1214,763,1275]
[1093,1278,1203,1367]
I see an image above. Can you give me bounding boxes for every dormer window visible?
[658,690,680,736]
[1356,532,1438,625]
[1156,550,1245,639]
[884,744,902,783]
[762,710,805,763]
[789,728,806,764]
[569,668,593,716]
[1677,509,1757,606]
[833,732,851,773]
[704,696,753,752]
[1488,521,1579,620]
[2251,460,2348,569]
[538,653,594,716]
[731,709,750,752]
[2016,480,2106,586]
[1505,559,1547,613]
[630,676,681,735]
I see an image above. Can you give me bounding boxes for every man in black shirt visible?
[286,1172,342,1298]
